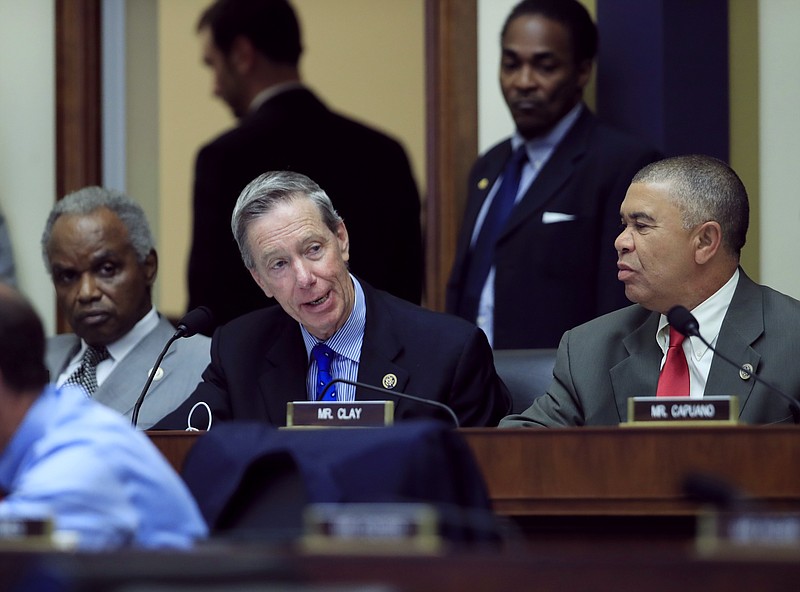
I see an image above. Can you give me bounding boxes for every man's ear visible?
[694,221,723,264]
[576,58,593,90]
[142,250,158,288]
[229,35,256,74]
[336,222,350,263]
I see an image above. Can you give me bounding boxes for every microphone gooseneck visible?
[131,307,215,429]
[319,377,460,428]
[667,305,800,424]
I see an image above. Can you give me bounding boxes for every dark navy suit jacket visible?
[447,107,661,348]
[158,280,510,429]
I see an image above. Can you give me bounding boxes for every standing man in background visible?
[189,0,423,329]
[447,0,660,349]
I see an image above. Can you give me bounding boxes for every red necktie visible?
[656,326,690,397]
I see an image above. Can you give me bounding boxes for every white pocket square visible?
[542,211,576,224]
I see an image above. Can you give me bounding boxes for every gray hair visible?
[232,171,343,269]
[631,155,749,257]
[41,186,155,273]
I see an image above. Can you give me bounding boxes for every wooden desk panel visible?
[148,430,201,473]
[6,545,800,592]
[149,426,800,516]
[461,426,800,515]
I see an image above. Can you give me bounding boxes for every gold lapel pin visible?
[478,178,489,190]
[382,373,398,389]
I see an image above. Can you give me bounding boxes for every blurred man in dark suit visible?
[189,0,422,329]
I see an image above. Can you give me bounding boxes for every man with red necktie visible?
[502,154,800,426]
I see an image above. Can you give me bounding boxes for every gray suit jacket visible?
[46,316,211,429]
[501,270,800,426]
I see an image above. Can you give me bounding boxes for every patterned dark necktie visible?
[312,343,338,401]
[457,144,528,321]
[64,345,110,397]
[656,326,690,397]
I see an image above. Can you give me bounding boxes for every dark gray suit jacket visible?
[46,316,211,429]
[500,271,800,426]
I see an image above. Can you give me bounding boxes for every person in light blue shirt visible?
[0,284,208,550]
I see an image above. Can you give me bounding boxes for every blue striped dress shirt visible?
[302,275,365,401]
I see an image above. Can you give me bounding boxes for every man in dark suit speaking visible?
[158,171,510,429]
[501,155,800,426]
[447,0,660,348]
[188,0,422,328]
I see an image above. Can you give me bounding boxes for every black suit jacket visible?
[447,107,661,348]
[158,281,511,429]
[188,87,422,327]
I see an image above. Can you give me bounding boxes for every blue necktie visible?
[457,145,528,321]
[312,343,337,401]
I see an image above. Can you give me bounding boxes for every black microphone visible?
[319,378,460,428]
[667,305,800,424]
[174,306,215,338]
[131,307,214,428]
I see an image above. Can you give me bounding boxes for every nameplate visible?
[625,396,738,426]
[0,518,51,538]
[0,518,73,551]
[697,511,800,553]
[286,401,394,428]
[302,503,440,554]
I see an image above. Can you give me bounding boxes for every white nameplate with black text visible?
[286,401,394,428]
[625,396,739,426]
[698,511,800,553]
[302,503,440,554]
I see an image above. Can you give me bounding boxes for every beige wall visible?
[0,0,56,333]
[758,0,800,298]
[144,0,424,318]
[729,0,760,280]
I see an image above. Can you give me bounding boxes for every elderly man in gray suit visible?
[41,187,210,429]
[502,154,800,427]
